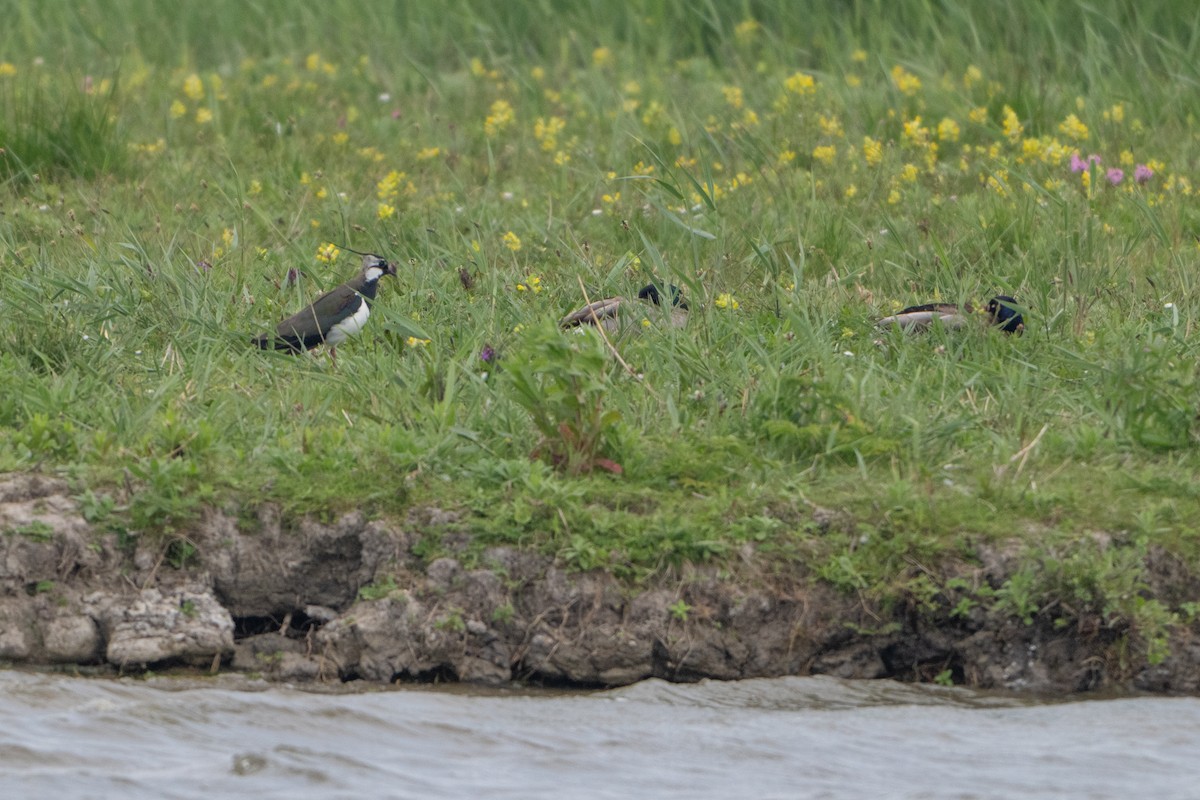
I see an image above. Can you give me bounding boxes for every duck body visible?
[255,253,397,354]
[876,295,1024,334]
[559,283,689,332]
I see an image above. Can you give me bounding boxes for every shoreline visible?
[2,472,1197,694]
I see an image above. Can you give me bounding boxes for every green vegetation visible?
[2,1,1199,665]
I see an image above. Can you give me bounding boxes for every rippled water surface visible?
[2,670,1198,799]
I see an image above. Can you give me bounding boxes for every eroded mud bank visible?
[2,473,1197,693]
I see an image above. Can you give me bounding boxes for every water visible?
[2,669,1198,799]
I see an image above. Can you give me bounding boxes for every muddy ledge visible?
[1,472,1197,693]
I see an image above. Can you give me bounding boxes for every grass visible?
[2,0,1200,665]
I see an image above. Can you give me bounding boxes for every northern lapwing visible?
[254,252,398,359]
[560,283,689,333]
[876,295,1024,334]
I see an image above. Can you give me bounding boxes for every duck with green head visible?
[876,295,1024,334]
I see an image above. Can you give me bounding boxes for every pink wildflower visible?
[1134,164,1153,184]
[1106,168,1124,185]
[1070,153,1102,173]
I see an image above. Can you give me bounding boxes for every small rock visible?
[103,586,234,667]
[43,615,102,663]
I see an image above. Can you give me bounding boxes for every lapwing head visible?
[987,295,1024,334]
[637,283,689,311]
[362,253,397,282]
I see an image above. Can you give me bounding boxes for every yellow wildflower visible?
[641,100,666,127]
[377,203,396,220]
[182,73,204,101]
[405,337,431,347]
[963,65,983,88]
[812,145,837,165]
[902,117,929,146]
[986,172,1008,195]
[516,274,543,293]
[131,138,166,154]
[316,243,339,263]
[714,293,739,310]
[533,116,566,151]
[1103,103,1126,123]
[784,72,816,95]
[304,53,335,74]
[207,73,226,101]
[169,100,187,119]
[890,65,922,96]
[1001,106,1023,142]
[1057,113,1089,141]
[484,99,515,136]
[195,107,213,124]
[937,117,960,142]
[862,136,884,167]
[851,49,868,63]
[592,47,613,67]
[377,170,405,200]
[0,62,16,77]
[901,163,920,183]
[722,86,744,109]
[735,19,760,42]
[502,231,522,252]
[417,147,440,160]
[818,114,844,138]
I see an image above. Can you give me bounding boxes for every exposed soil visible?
[1,472,1197,694]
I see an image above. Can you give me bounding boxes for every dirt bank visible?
[1,472,1196,693]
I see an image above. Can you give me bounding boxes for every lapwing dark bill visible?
[876,295,1024,334]
[560,283,689,333]
[254,252,398,359]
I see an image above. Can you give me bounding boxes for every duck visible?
[559,283,689,332]
[254,252,398,358]
[876,295,1024,334]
